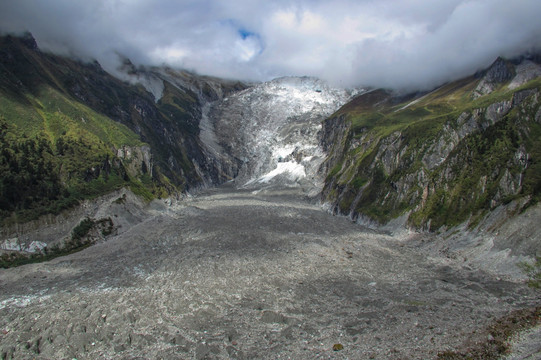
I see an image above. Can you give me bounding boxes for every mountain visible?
[320,55,541,231]
[2,32,541,242]
[1,32,541,360]
[0,33,245,224]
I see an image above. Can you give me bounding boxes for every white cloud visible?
[1,0,540,90]
[150,45,190,65]
[234,36,261,62]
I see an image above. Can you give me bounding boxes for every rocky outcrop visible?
[319,114,351,174]
[116,145,153,178]
[483,57,515,84]
[509,60,541,90]
[473,57,516,98]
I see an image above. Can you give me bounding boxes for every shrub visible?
[71,217,95,241]
[518,257,541,289]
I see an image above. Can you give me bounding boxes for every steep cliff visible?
[321,56,541,232]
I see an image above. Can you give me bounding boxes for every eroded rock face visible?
[473,57,516,98]
[484,57,516,84]
[116,145,153,177]
[319,114,352,175]
[508,60,541,90]
[485,100,512,126]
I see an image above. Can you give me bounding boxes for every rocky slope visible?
[321,55,541,231]
[116,61,248,188]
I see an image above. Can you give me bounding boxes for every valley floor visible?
[0,187,539,359]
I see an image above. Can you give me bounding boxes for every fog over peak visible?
[1,0,540,90]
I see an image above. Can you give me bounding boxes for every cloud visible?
[1,0,540,90]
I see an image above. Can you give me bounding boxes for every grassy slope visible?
[0,35,169,224]
[0,85,152,224]
[324,72,541,229]
[1,85,142,146]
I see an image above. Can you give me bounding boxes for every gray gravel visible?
[504,325,541,360]
[0,187,539,359]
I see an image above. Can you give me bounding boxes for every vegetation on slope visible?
[0,216,114,268]
[0,33,217,224]
[0,107,142,225]
[322,58,541,230]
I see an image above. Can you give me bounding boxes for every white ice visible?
[256,161,306,183]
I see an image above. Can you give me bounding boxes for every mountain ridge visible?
[320,55,541,231]
[0,33,249,224]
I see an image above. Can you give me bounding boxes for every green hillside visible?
[0,33,215,224]
[322,58,541,230]
[0,72,149,224]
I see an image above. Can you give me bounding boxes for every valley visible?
[1,186,538,359]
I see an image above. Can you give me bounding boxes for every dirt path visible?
[0,188,538,359]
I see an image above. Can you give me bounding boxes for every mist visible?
[1,0,540,90]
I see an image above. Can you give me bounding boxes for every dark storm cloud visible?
[1,0,540,90]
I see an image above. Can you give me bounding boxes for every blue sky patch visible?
[238,28,257,40]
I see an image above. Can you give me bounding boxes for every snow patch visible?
[273,145,296,160]
[251,162,307,184]
[0,238,47,253]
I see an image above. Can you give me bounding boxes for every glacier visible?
[201,76,360,193]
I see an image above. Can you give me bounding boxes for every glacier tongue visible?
[201,76,359,193]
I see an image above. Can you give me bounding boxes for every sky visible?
[1,0,541,90]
